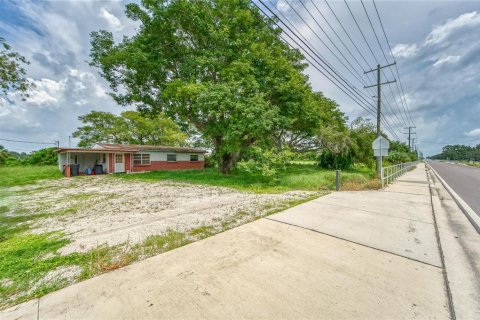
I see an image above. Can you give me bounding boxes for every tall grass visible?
[117,163,379,193]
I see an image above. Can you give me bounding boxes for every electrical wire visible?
[252,0,401,140]
[342,0,406,136]
[0,138,56,145]
[360,0,410,128]
[372,0,415,126]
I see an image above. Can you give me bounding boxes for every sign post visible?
[372,136,390,177]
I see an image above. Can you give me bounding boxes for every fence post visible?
[335,170,340,191]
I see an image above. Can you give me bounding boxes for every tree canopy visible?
[72,110,187,147]
[0,37,32,103]
[90,0,333,173]
[0,146,56,166]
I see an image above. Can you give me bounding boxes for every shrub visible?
[317,150,352,170]
[204,154,217,168]
[22,148,57,165]
[237,147,294,184]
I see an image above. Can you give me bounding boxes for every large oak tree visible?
[90,0,326,173]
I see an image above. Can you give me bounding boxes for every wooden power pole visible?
[364,63,397,176]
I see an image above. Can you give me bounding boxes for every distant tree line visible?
[0,146,57,166]
[430,144,480,161]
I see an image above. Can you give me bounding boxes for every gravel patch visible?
[11,176,318,254]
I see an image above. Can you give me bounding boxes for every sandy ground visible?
[8,176,316,254]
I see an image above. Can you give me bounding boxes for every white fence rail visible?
[381,161,419,187]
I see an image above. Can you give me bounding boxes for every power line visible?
[292,0,370,90]
[253,2,372,112]
[258,0,374,109]
[360,0,410,128]
[267,0,374,105]
[372,0,415,126]
[0,138,56,145]
[268,0,401,139]
[281,0,369,93]
[322,0,405,137]
[342,0,406,137]
[347,0,406,131]
[252,0,401,140]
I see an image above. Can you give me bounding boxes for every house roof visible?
[57,143,206,154]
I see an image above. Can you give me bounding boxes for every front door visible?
[114,154,125,173]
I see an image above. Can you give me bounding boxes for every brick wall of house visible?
[132,161,205,172]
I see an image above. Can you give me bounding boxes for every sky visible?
[0,0,479,156]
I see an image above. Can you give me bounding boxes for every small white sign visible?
[372,136,390,157]
[374,149,389,157]
[372,136,390,150]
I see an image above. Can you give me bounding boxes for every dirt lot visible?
[8,176,317,254]
[0,175,321,308]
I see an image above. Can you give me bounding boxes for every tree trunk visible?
[219,152,239,174]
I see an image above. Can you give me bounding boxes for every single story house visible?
[57,143,206,175]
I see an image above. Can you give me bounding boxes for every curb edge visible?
[425,161,480,234]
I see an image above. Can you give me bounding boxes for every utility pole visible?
[404,126,416,151]
[364,63,397,176]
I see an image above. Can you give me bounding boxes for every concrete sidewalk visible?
[2,164,453,320]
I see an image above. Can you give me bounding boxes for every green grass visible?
[115,163,379,193]
[0,166,62,188]
[0,200,193,309]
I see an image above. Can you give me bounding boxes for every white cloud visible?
[425,11,480,46]
[391,43,418,58]
[465,128,480,137]
[100,8,123,32]
[433,55,461,67]
[26,78,65,106]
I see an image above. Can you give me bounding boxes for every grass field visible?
[0,166,62,187]
[117,163,380,193]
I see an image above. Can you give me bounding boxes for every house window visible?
[190,154,199,162]
[74,155,78,164]
[167,154,177,162]
[102,154,106,164]
[133,154,150,165]
[115,154,123,163]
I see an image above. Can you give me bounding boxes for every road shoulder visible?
[427,164,480,319]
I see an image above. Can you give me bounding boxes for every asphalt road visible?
[428,160,480,217]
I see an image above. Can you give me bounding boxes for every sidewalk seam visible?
[264,217,442,269]
[313,201,434,225]
[426,168,456,320]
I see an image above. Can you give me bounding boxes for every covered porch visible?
[57,148,132,176]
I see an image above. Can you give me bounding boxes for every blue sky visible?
[0,0,479,156]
